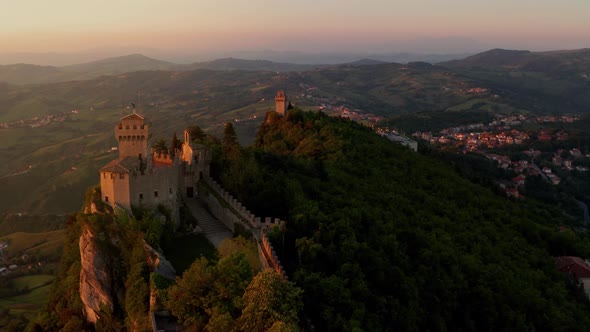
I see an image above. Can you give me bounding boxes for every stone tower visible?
[115,110,149,160]
[275,90,287,115]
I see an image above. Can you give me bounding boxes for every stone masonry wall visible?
[201,176,287,278]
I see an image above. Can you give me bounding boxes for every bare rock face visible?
[144,242,176,280]
[79,225,114,324]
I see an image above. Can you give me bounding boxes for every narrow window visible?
[139,193,143,200]
[169,188,172,194]
[103,172,107,179]
[154,191,159,198]
[105,196,109,202]
[110,173,115,179]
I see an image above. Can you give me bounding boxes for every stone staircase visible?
[185,199,232,248]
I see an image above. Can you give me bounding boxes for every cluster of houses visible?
[412,113,581,152]
[414,129,530,151]
[0,111,75,130]
[338,108,383,123]
[552,148,590,172]
[483,146,590,198]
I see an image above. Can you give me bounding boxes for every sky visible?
[1,0,589,60]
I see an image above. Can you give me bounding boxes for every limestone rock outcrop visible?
[144,242,176,280]
[79,225,114,324]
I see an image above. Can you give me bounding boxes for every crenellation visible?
[100,108,210,223]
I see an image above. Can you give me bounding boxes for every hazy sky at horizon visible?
[1,0,589,55]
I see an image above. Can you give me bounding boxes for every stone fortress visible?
[100,90,288,219]
[97,91,294,329]
[99,109,211,218]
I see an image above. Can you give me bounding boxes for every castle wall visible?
[100,172,131,210]
[129,165,180,211]
[200,176,287,278]
[152,151,175,165]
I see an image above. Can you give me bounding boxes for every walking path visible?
[185,198,232,248]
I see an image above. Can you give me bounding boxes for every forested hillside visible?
[214,110,590,330]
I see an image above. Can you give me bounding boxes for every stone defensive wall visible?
[200,176,287,278]
[259,228,288,279]
[152,150,175,165]
[201,177,285,230]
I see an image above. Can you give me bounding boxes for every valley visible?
[1,47,590,330]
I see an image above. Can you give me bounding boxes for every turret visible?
[275,90,287,115]
[115,110,149,160]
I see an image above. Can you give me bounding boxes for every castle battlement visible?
[100,109,210,217]
[152,149,177,166]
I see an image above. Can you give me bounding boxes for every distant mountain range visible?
[0,54,321,85]
[441,48,590,74]
[438,48,590,112]
[0,53,474,85]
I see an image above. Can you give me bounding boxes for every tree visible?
[166,253,253,330]
[152,139,168,153]
[188,125,206,143]
[238,269,302,332]
[223,122,240,157]
[171,132,182,151]
[166,257,213,330]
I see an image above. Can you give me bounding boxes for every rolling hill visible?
[1,48,590,214]
[0,55,318,85]
[439,48,590,113]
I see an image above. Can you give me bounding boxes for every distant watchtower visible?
[275,90,287,115]
[115,110,149,160]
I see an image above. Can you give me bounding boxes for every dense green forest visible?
[25,108,590,331]
[214,109,590,330]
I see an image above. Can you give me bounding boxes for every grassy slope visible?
[0,230,65,257]
[0,284,53,319]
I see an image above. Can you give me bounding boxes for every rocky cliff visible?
[78,224,115,324]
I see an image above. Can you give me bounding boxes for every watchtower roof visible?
[100,156,141,173]
[121,110,144,121]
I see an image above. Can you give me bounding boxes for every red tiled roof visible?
[556,256,590,279]
[100,156,141,173]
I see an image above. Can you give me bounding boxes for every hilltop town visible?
[409,113,590,199]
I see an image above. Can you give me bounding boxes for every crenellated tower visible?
[115,110,149,160]
[275,90,287,115]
